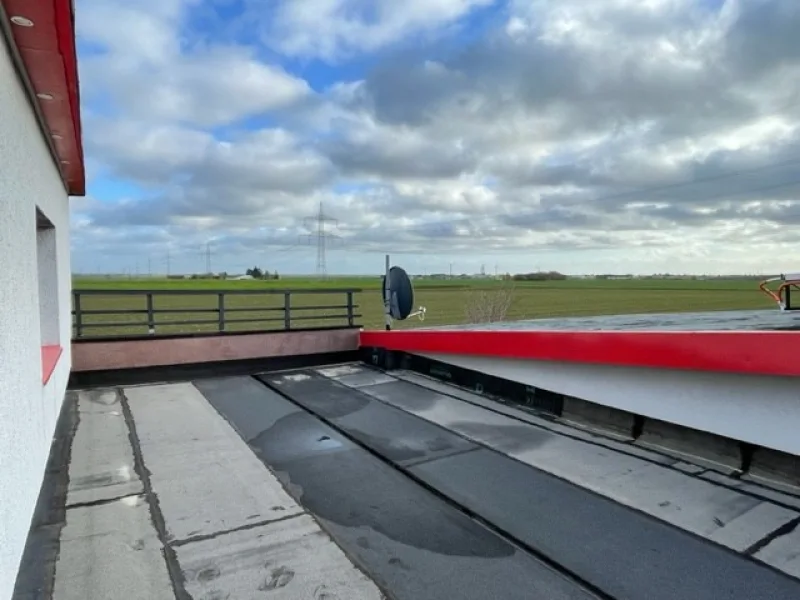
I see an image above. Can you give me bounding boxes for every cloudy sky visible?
[71,0,800,276]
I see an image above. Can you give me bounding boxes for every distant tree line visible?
[506,271,567,281]
[246,266,280,280]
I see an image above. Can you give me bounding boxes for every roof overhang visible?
[0,0,84,196]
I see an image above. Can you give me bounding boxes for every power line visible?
[162,249,171,276]
[302,202,340,279]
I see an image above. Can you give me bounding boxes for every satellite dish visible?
[381,258,426,330]
[383,266,414,319]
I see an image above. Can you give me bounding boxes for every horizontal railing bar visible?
[71,305,361,316]
[73,288,362,296]
[290,314,363,321]
[221,317,288,324]
[282,304,356,311]
[71,305,359,318]
[76,319,219,328]
[73,314,363,330]
[73,324,361,341]
[73,308,223,316]
[216,306,284,313]
[71,309,150,316]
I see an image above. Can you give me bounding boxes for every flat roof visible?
[14,364,800,598]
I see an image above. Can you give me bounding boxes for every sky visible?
[70,0,800,276]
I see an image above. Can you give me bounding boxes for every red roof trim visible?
[2,0,85,196]
[359,329,800,378]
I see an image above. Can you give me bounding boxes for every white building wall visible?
[0,34,74,600]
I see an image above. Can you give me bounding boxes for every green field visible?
[71,275,775,336]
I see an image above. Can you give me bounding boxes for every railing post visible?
[73,291,83,338]
[346,291,354,327]
[146,293,155,334]
[217,293,225,332]
[284,292,291,330]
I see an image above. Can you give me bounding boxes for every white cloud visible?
[77,0,309,127]
[268,0,497,60]
[71,0,800,275]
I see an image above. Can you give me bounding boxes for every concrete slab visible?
[313,364,364,378]
[260,371,477,466]
[708,502,799,552]
[700,470,800,510]
[316,364,397,388]
[176,514,383,600]
[67,391,141,506]
[199,379,598,600]
[354,377,800,549]
[411,449,800,600]
[755,523,800,579]
[193,376,301,443]
[74,389,123,415]
[53,496,173,600]
[123,383,303,542]
[387,370,680,465]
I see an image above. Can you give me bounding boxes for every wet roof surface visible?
[16,364,800,599]
[437,309,800,331]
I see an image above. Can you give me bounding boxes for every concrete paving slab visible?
[176,514,383,600]
[261,371,476,466]
[67,391,141,506]
[263,371,800,598]
[123,383,303,542]
[385,370,681,465]
[700,471,800,510]
[53,496,173,600]
[314,364,364,378]
[316,364,397,388]
[200,378,598,600]
[357,378,789,540]
[708,501,799,552]
[193,376,301,443]
[411,449,800,600]
[755,523,800,579]
[74,389,123,415]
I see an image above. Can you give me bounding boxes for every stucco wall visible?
[0,34,73,600]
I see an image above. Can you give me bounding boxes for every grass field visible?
[71,275,775,336]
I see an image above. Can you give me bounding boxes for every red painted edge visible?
[41,344,62,384]
[2,0,85,195]
[53,0,84,195]
[360,330,800,378]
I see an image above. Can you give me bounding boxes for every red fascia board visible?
[359,329,800,378]
[41,344,62,384]
[2,0,85,196]
[53,0,83,194]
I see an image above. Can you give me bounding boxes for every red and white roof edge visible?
[360,329,800,378]
[0,0,84,196]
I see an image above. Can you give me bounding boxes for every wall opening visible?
[36,208,61,383]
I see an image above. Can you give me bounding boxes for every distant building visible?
[0,4,84,597]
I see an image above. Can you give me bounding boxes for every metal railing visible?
[72,288,362,338]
